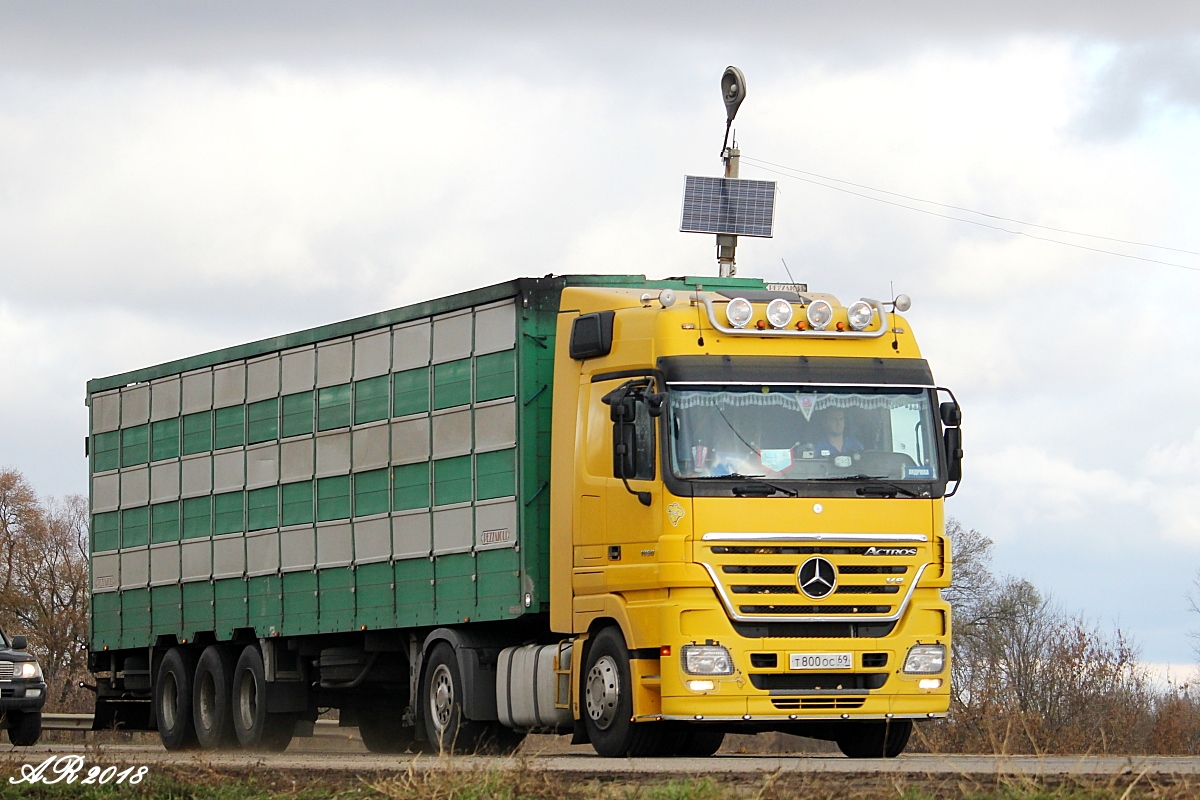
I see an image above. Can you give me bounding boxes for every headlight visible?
[846,300,874,330]
[806,300,833,331]
[725,297,753,329]
[903,644,945,674]
[765,298,794,329]
[17,662,42,680]
[681,644,735,676]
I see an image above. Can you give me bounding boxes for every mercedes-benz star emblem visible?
[797,557,837,599]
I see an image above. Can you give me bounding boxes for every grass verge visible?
[0,760,1197,799]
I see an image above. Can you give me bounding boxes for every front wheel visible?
[836,719,912,758]
[232,645,295,751]
[581,626,665,757]
[6,711,41,746]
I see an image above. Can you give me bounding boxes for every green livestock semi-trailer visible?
[87,276,573,753]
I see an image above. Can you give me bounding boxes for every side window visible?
[632,400,656,481]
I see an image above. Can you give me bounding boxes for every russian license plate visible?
[790,652,852,670]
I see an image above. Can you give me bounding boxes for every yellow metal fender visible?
[569,593,663,720]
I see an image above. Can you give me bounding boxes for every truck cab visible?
[550,280,957,756]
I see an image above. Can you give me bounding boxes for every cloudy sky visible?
[2,2,1198,668]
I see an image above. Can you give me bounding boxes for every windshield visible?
[668,385,940,482]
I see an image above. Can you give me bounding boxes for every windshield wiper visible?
[694,473,798,497]
[809,474,922,498]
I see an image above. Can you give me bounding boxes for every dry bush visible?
[0,467,92,711]
[916,518,1200,755]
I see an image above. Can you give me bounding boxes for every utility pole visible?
[717,139,740,277]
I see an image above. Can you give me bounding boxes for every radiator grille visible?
[0,661,12,680]
[703,541,925,622]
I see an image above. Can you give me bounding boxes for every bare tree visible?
[0,468,91,711]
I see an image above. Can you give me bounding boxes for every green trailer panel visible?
[87,275,771,649]
[281,571,318,635]
[394,558,435,628]
[248,575,283,635]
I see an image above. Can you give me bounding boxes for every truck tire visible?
[192,645,238,749]
[676,725,724,756]
[155,647,198,750]
[835,719,912,758]
[232,645,295,751]
[421,642,486,753]
[6,711,41,746]
[581,626,664,757]
[358,707,415,754]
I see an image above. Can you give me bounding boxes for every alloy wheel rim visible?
[430,663,454,732]
[585,655,620,730]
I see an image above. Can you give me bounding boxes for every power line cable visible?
[741,161,1200,273]
[740,155,1200,257]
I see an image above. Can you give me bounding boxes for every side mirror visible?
[646,393,666,418]
[939,401,961,427]
[943,427,963,483]
[11,635,26,651]
[601,381,654,506]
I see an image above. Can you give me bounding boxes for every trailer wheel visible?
[835,719,912,758]
[420,642,485,753]
[6,711,41,746]
[192,646,238,749]
[155,647,198,750]
[581,626,664,757]
[232,645,295,751]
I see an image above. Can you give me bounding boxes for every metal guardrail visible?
[41,714,345,737]
[42,714,93,731]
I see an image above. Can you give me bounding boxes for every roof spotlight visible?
[806,299,833,331]
[846,300,874,330]
[726,297,753,328]
[765,298,794,329]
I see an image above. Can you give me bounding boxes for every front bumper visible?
[646,589,950,722]
[0,682,48,714]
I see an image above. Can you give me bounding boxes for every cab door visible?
[598,378,662,585]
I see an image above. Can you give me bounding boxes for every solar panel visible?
[680,176,776,238]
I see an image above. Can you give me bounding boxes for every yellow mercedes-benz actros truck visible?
[88,274,958,757]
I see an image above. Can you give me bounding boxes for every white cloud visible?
[1,13,1199,664]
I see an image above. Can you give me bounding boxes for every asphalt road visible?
[4,744,1200,776]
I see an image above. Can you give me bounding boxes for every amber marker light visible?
[660,645,671,657]
[836,322,846,331]
[755,319,767,330]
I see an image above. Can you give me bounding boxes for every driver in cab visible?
[809,407,862,457]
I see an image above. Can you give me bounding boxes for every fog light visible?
[687,679,715,692]
[725,297,753,328]
[918,678,943,690]
[25,688,41,699]
[765,298,794,329]
[846,300,874,330]
[903,644,946,674]
[806,300,833,330]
